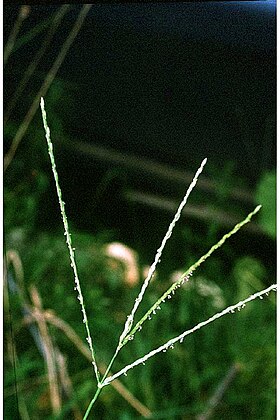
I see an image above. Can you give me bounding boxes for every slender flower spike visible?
[40,98,100,383]
[118,158,207,347]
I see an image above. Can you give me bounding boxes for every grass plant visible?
[40,97,277,419]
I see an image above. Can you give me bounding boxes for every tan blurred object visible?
[170,270,185,285]
[105,242,139,287]
[29,286,61,415]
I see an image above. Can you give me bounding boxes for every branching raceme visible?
[40,98,277,420]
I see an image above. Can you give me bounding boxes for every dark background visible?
[4,2,276,179]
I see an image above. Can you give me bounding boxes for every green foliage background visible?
[4,106,276,417]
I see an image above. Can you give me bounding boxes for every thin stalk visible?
[4,4,92,172]
[4,5,30,65]
[30,286,61,414]
[4,5,71,125]
[99,348,120,383]
[83,386,103,420]
[83,348,120,419]
[40,98,100,383]
[13,16,53,53]
[197,363,241,420]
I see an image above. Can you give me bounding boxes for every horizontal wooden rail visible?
[60,138,254,204]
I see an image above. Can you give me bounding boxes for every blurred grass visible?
[4,198,276,418]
